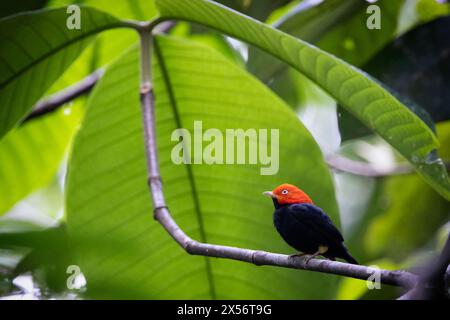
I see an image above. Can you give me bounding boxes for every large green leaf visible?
[0,101,83,215]
[268,0,361,37]
[366,175,450,258]
[155,0,450,200]
[49,0,157,21]
[66,36,339,299]
[339,10,450,141]
[0,0,48,18]
[365,121,450,259]
[316,0,403,67]
[214,0,290,21]
[336,259,399,300]
[0,224,73,292]
[46,29,140,95]
[365,16,450,123]
[248,0,363,81]
[0,7,120,139]
[249,0,402,83]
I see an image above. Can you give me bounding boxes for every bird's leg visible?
[305,252,321,264]
[305,246,328,265]
[289,252,307,259]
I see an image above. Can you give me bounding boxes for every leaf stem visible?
[139,30,152,89]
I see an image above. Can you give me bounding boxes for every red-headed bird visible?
[264,184,358,264]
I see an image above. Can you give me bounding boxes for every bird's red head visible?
[263,183,313,205]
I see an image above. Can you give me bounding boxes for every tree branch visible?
[326,154,450,177]
[23,69,104,123]
[137,29,420,290]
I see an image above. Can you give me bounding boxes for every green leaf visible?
[250,0,402,83]
[0,7,120,139]
[0,0,48,18]
[248,0,364,81]
[336,259,399,300]
[365,174,450,258]
[66,36,339,298]
[48,0,158,21]
[268,0,361,36]
[188,32,245,67]
[47,29,141,95]
[155,0,450,200]
[364,16,450,123]
[0,101,83,215]
[0,224,73,292]
[339,15,450,141]
[317,0,403,67]
[365,121,450,259]
[400,0,450,33]
[214,0,290,21]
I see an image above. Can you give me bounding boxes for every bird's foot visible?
[305,255,315,265]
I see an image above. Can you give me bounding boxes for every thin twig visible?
[326,154,413,177]
[137,30,419,290]
[23,69,103,123]
[327,154,450,177]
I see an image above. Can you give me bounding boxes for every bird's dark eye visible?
[281,189,288,195]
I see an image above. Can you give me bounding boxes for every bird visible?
[263,183,358,264]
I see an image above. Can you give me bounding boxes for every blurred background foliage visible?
[0,0,449,299]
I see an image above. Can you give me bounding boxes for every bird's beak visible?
[263,191,276,199]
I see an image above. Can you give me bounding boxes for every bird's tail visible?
[342,249,359,265]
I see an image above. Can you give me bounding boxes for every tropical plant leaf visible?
[248,0,364,81]
[339,15,450,141]
[365,174,450,259]
[249,0,402,83]
[46,29,141,95]
[252,0,403,146]
[334,0,450,141]
[0,101,83,215]
[66,36,340,299]
[365,121,450,259]
[0,224,73,292]
[336,259,399,300]
[365,16,450,123]
[214,0,290,21]
[48,0,157,21]
[0,7,120,139]
[0,0,48,18]
[155,0,450,200]
[268,0,361,37]
[398,0,450,34]
[316,0,403,67]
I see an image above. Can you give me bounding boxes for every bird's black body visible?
[272,199,358,264]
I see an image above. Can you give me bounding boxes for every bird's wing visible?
[288,203,344,244]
